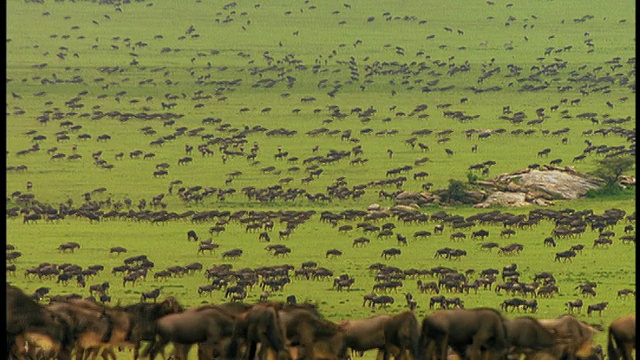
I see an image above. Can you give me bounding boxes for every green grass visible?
[6,0,636,358]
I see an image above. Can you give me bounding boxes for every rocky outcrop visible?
[392,166,606,208]
[491,165,606,200]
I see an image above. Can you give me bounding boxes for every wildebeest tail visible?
[607,327,619,360]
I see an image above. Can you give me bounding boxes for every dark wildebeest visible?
[187,230,199,241]
[381,248,401,259]
[607,315,635,360]
[277,303,348,360]
[339,314,391,356]
[418,308,509,360]
[7,284,74,360]
[555,250,577,262]
[587,302,609,317]
[339,311,419,360]
[57,242,81,253]
[226,302,291,360]
[45,299,114,360]
[143,304,241,360]
[222,248,243,259]
[141,288,162,302]
[567,299,584,314]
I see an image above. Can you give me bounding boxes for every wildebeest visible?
[7,284,75,360]
[587,302,609,317]
[607,314,635,360]
[226,302,291,360]
[504,316,558,359]
[57,242,81,253]
[555,250,577,262]
[277,303,348,359]
[418,307,508,360]
[143,304,241,360]
[567,299,584,314]
[141,288,162,302]
[381,248,401,259]
[187,230,198,241]
[536,314,601,359]
[222,248,243,259]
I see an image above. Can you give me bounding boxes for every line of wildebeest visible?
[7,283,636,360]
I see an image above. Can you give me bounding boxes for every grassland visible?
[6,0,636,358]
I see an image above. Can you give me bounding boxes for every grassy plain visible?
[6,0,636,358]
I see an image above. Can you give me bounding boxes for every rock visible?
[477,191,529,208]
[494,169,605,200]
[367,203,382,211]
[391,204,420,213]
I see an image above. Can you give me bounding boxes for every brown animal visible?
[607,315,635,360]
[535,315,600,359]
[418,308,508,360]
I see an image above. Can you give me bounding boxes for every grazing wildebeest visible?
[587,302,608,317]
[543,237,557,247]
[617,289,635,298]
[607,315,635,360]
[258,231,271,242]
[326,249,343,258]
[429,295,447,310]
[7,284,75,360]
[222,248,243,259]
[567,299,584,314]
[187,230,198,241]
[109,246,127,255]
[418,308,508,360]
[593,237,613,248]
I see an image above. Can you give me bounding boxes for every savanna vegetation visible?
[6,0,635,358]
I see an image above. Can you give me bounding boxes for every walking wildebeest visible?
[567,299,584,314]
[7,284,74,360]
[418,308,508,360]
[587,302,608,317]
[143,304,239,360]
[607,315,635,360]
[277,303,348,359]
[536,314,600,359]
[504,316,557,359]
[226,302,291,360]
[141,288,162,302]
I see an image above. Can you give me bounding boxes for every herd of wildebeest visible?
[6,203,637,359]
[7,0,636,359]
[6,283,636,360]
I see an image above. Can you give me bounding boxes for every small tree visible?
[446,179,467,203]
[590,156,635,186]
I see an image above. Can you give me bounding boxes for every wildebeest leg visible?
[173,343,191,360]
